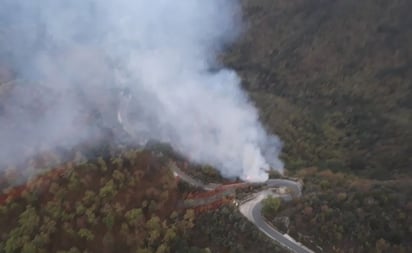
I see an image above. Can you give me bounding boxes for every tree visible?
[146,216,161,231]
[183,209,195,229]
[99,180,116,199]
[103,213,115,230]
[155,244,168,253]
[148,230,160,245]
[125,208,144,227]
[15,205,40,237]
[375,238,390,253]
[21,241,36,253]
[78,228,94,241]
[136,248,153,253]
[261,196,281,217]
[163,228,177,243]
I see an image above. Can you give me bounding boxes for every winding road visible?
[118,95,315,253]
[239,189,314,253]
[171,161,314,253]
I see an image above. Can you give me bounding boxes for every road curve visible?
[169,162,218,191]
[240,191,314,253]
[170,159,314,253]
[266,179,302,198]
[117,96,314,253]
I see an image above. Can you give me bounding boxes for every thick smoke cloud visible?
[0,0,283,181]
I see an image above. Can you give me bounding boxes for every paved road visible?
[170,160,314,253]
[169,162,218,191]
[266,179,302,198]
[240,191,314,253]
[170,163,314,253]
[118,97,314,253]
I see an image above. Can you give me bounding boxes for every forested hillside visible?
[228,2,412,251]
[0,150,284,253]
[225,0,412,178]
[1,0,411,252]
[264,168,412,252]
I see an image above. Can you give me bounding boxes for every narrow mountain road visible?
[118,97,315,253]
[169,163,218,191]
[170,160,314,253]
[239,190,314,253]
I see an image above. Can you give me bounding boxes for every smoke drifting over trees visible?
[0,0,283,181]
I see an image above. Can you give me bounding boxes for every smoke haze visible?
[0,0,283,182]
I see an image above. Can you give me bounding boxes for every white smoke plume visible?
[0,0,283,182]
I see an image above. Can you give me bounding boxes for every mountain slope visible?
[225,0,412,178]
[0,149,285,253]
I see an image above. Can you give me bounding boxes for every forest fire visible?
[0,166,68,206]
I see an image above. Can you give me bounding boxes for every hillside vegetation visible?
[265,168,412,253]
[229,1,412,252]
[0,150,285,253]
[225,0,412,178]
[0,150,188,253]
[1,1,411,252]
